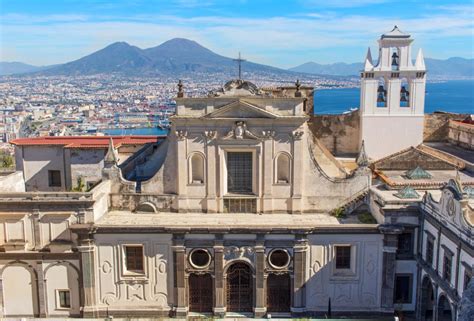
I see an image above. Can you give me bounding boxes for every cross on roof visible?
[233,52,246,80]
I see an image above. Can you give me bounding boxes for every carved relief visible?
[126,283,145,301]
[262,130,275,140]
[334,284,351,304]
[204,130,217,140]
[291,131,304,140]
[175,130,188,140]
[224,246,254,261]
[102,292,118,306]
[101,260,112,274]
[223,121,260,140]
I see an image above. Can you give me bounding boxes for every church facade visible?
[0,27,471,320]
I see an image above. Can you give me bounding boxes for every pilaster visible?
[387,77,401,112]
[77,230,98,317]
[205,132,218,213]
[213,235,225,317]
[262,136,274,213]
[172,234,187,317]
[36,260,47,317]
[175,131,188,212]
[379,224,403,312]
[291,233,307,314]
[291,131,304,213]
[254,234,266,317]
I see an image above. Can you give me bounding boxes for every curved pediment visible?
[202,100,278,119]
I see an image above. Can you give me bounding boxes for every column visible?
[291,233,307,315]
[379,225,403,312]
[213,235,225,317]
[77,231,97,317]
[172,234,187,317]
[254,234,266,317]
[262,135,274,213]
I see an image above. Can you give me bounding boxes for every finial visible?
[104,137,118,167]
[295,79,302,97]
[177,80,184,98]
[356,140,369,167]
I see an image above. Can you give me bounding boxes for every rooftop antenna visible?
[233,52,246,80]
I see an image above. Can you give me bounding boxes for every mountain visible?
[41,42,152,75]
[289,57,474,78]
[289,62,361,77]
[0,62,44,75]
[37,38,300,77]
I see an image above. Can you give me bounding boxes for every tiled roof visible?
[10,136,164,149]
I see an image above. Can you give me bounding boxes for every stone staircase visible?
[331,188,370,215]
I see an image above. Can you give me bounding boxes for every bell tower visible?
[360,26,426,160]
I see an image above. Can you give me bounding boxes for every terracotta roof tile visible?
[10,135,165,149]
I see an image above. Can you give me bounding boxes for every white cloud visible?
[1,7,473,66]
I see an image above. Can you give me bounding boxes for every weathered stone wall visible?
[308,110,360,156]
[423,113,469,142]
[0,171,25,192]
[448,120,474,150]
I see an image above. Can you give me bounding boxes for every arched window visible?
[400,78,410,107]
[190,153,205,184]
[377,78,387,108]
[276,153,291,184]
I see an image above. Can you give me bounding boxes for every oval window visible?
[189,249,211,268]
[268,249,290,269]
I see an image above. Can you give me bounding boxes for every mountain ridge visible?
[1,38,472,79]
[289,57,474,78]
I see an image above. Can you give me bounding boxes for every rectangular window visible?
[58,290,71,308]
[426,237,434,266]
[125,245,144,273]
[397,232,414,259]
[227,152,253,194]
[394,274,412,304]
[335,246,351,269]
[443,252,453,283]
[48,170,61,187]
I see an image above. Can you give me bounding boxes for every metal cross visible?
[233,52,246,80]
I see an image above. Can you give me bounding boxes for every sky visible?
[0,0,473,68]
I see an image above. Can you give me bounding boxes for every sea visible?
[104,80,473,136]
[314,79,474,115]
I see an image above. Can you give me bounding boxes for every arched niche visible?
[275,152,291,184]
[188,152,205,184]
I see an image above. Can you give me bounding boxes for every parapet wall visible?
[309,111,470,156]
[308,110,360,156]
[423,112,470,142]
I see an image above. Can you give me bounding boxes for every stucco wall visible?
[22,146,65,191]
[306,233,383,312]
[308,111,360,156]
[93,234,173,314]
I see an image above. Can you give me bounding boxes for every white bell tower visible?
[360,26,426,160]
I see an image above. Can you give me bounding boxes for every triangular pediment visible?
[372,147,457,171]
[203,100,278,119]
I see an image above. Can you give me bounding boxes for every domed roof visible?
[211,79,261,97]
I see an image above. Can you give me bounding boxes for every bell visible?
[377,85,386,103]
[391,52,399,66]
[400,86,409,102]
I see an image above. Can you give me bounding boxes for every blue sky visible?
[1,0,473,68]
